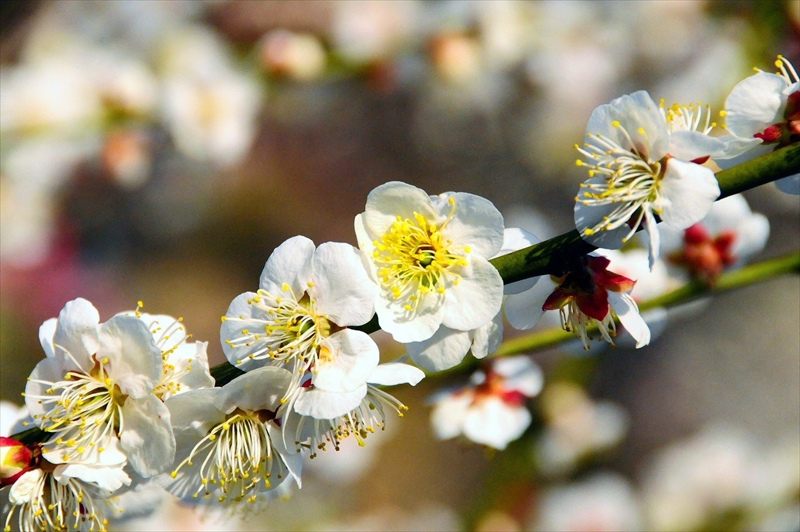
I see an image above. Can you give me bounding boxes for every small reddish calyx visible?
[472,369,527,407]
[670,223,736,284]
[543,256,636,321]
[0,437,34,486]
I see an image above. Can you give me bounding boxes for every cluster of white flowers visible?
[1,51,796,529]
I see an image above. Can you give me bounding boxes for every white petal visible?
[313,329,379,393]
[441,254,503,331]
[586,90,669,160]
[504,275,556,330]
[164,388,225,435]
[499,228,540,295]
[732,212,770,261]
[724,72,787,137]
[9,469,43,504]
[293,385,367,419]
[54,463,131,493]
[406,326,472,372]
[53,298,100,372]
[574,177,632,250]
[38,318,57,359]
[643,207,660,271]
[217,366,293,413]
[437,191,505,259]
[97,316,161,398]
[430,393,472,440]
[164,342,215,395]
[775,173,800,195]
[669,131,731,161]
[617,307,669,348]
[259,235,315,295]
[608,291,650,348]
[715,141,770,170]
[469,311,504,359]
[712,135,763,162]
[311,242,377,326]
[220,291,271,371]
[267,424,302,488]
[462,397,531,450]
[364,181,437,237]
[25,357,65,421]
[658,159,719,230]
[120,395,175,478]
[493,356,544,397]
[375,289,444,343]
[368,361,425,386]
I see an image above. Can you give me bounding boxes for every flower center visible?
[29,357,125,464]
[557,299,616,351]
[170,410,282,505]
[575,122,665,242]
[225,283,331,374]
[660,99,717,134]
[371,198,470,313]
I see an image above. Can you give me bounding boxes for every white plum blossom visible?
[284,361,424,456]
[221,236,379,396]
[25,298,175,478]
[719,55,799,194]
[574,90,721,269]
[355,181,504,344]
[405,228,539,372]
[159,367,301,506]
[429,356,543,450]
[660,193,770,284]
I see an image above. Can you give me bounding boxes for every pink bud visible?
[0,437,33,486]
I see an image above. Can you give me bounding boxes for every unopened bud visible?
[0,437,33,486]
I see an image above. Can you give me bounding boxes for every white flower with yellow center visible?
[221,236,379,396]
[117,306,214,400]
[283,361,424,457]
[355,181,505,343]
[574,90,721,270]
[24,298,175,478]
[158,367,301,506]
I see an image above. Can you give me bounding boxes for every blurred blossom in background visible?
[1,1,798,530]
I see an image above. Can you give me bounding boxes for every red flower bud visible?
[0,436,33,486]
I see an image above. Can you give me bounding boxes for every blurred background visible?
[1,1,798,530]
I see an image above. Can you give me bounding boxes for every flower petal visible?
[437,191,505,259]
[499,228,540,294]
[441,254,503,331]
[313,329,379,393]
[217,366,293,414]
[724,72,787,137]
[608,291,650,348]
[586,90,669,160]
[164,388,225,436]
[374,288,444,343]
[293,385,367,420]
[368,361,425,386]
[493,356,544,397]
[364,181,437,237]
[658,159,719,230]
[259,235,315,295]
[430,392,472,441]
[97,316,161,398]
[38,318,57,359]
[643,207,661,271]
[462,397,531,450]
[469,311,504,359]
[54,463,131,493]
[311,242,377,326]
[220,291,270,371]
[574,177,632,250]
[120,395,175,478]
[406,326,472,372]
[669,130,732,161]
[53,298,100,372]
[504,275,557,330]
